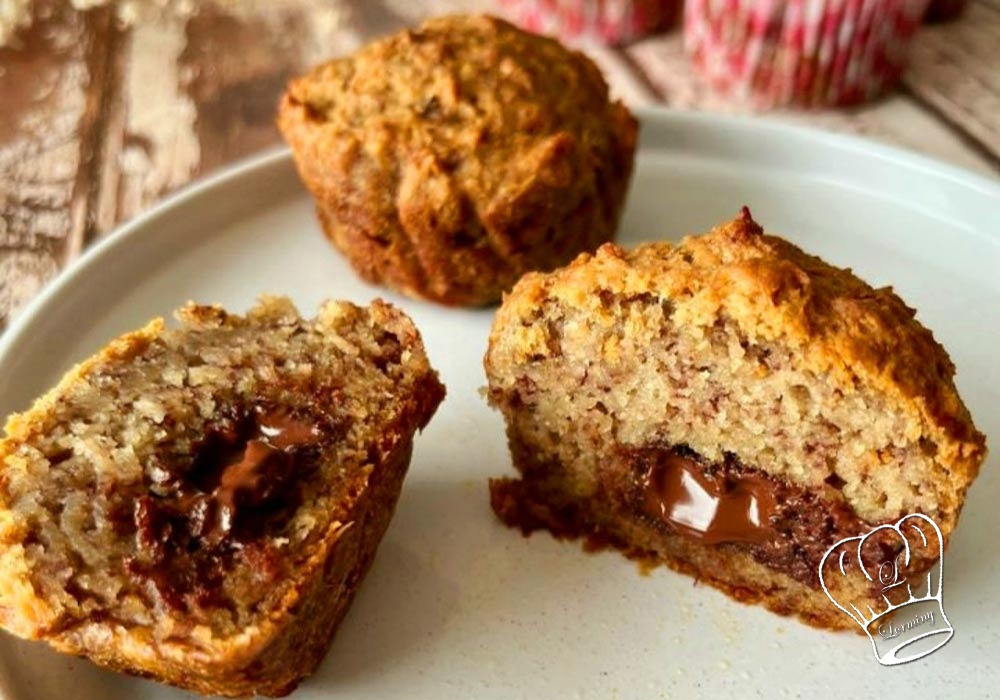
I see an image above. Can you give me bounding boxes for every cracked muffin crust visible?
[278,14,638,307]
[485,209,986,629]
[0,297,445,697]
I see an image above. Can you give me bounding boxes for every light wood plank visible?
[92,1,366,232]
[0,1,114,327]
[905,3,1000,167]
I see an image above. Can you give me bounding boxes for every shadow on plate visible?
[305,477,466,687]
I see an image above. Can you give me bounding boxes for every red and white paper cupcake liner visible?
[685,0,931,107]
[497,0,679,45]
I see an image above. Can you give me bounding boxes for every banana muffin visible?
[485,209,986,629]
[0,297,445,697]
[278,14,638,307]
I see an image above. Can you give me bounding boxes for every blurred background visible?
[0,0,996,331]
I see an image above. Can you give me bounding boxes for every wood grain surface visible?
[0,0,997,330]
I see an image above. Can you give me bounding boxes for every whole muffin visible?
[278,14,638,306]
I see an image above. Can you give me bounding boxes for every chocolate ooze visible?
[641,451,776,546]
[126,407,323,611]
[621,445,900,588]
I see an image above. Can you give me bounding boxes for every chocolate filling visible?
[641,451,776,546]
[620,445,901,588]
[125,406,325,612]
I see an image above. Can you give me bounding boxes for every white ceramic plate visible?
[0,109,998,699]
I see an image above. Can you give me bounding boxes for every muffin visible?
[497,0,679,45]
[684,0,932,107]
[484,209,986,629]
[278,14,638,307]
[0,297,445,697]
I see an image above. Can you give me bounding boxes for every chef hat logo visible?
[819,513,953,666]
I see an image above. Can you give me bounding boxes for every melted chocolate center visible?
[125,406,324,612]
[642,452,776,545]
[617,444,903,588]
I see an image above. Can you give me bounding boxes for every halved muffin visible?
[485,209,986,629]
[0,297,445,696]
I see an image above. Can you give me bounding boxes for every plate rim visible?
[651,107,1000,198]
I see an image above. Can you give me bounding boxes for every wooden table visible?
[1,0,998,331]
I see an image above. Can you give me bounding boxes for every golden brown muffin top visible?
[279,14,629,211]
[494,209,986,492]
